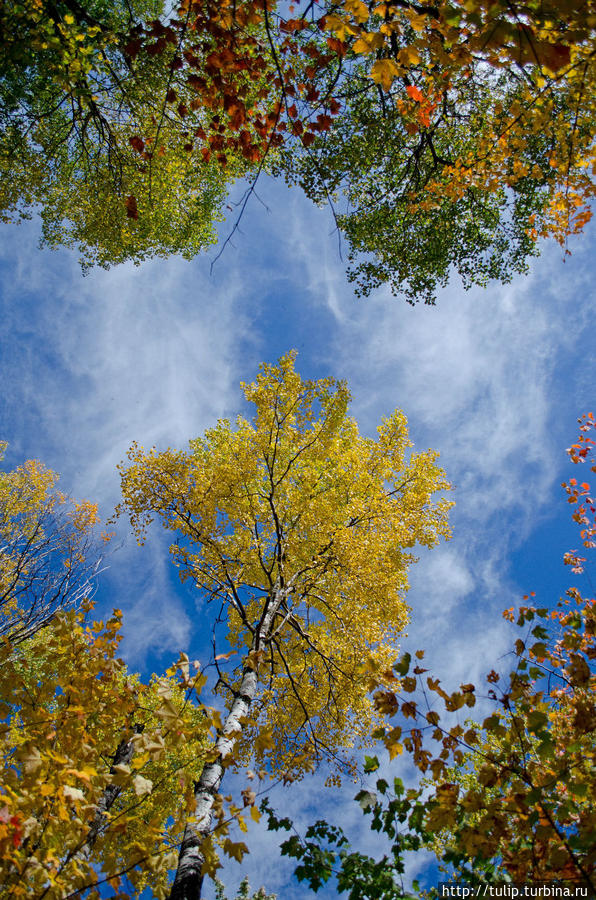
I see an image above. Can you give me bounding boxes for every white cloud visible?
[0,219,257,663]
[285,194,595,654]
[2,185,595,898]
[0,220,254,505]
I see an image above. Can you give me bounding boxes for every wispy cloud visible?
[285,198,595,679]
[0,218,257,661]
[1,184,594,897]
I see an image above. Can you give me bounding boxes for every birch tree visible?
[0,441,99,643]
[117,352,452,898]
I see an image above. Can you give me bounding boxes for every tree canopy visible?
[0,441,99,643]
[116,352,451,896]
[0,0,241,268]
[2,0,595,299]
[0,602,212,898]
[277,0,596,301]
[0,442,280,899]
[263,413,596,896]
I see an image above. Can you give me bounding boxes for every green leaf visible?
[395,652,411,677]
[364,755,380,773]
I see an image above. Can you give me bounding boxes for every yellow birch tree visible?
[0,441,99,643]
[116,352,452,898]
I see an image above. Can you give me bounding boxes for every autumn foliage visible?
[0,441,100,644]
[2,0,596,298]
[271,414,596,895]
[370,414,596,887]
[116,352,451,895]
[0,602,214,898]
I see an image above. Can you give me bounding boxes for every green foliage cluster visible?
[0,0,234,268]
[279,68,548,304]
[2,0,596,301]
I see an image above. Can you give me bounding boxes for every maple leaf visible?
[537,41,571,73]
[129,135,145,153]
[125,195,138,220]
[370,59,399,91]
[406,85,424,102]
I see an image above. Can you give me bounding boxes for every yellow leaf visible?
[110,763,132,785]
[323,13,358,40]
[370,59,400,91]
[405,10,427,31]
[222,838,249,862]
[63,785,85,803]
[66,766,95,784]
[156,698,180,725]
[254,729,275,755]
[18,745,42,774]
[384,726,403,760]
[344,0,370,23]
[399,46,420,66]
[353,32,385,53]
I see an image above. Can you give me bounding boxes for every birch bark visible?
[86,727,142,849]
[170,592,281,900]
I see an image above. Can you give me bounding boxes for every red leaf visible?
[539,41,571,72]
[123,38,142,58]
[316,113,332,130]
[326,37,347,56]
[187,74,206,91]
[129,135,145,153]
[146,37,166,56]
[125,195,138,219]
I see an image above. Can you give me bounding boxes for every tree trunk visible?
[86,726,142,849]
[169,590,281,900]
[170,664,259,900]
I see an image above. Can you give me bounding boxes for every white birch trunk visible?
[86,727,141,849]
[170,594,280,900]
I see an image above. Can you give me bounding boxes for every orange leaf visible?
[129,136,145,154]
[406,85,424,102]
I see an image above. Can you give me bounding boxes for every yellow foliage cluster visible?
[117,353,452,777]
[0,443,98,643]
[0,604,211,898]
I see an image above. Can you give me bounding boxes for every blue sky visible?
[0,175,594,898]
